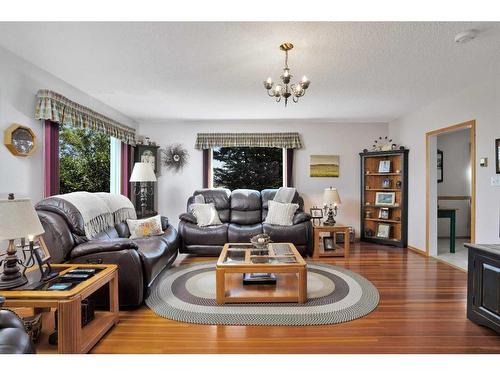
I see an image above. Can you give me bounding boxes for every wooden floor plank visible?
[91,242,500,354]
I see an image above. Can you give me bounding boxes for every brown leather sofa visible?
[178,188,312,256]
[35,197,179,308]
[0,296,35,354]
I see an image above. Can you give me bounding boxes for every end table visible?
[313,225,351,259]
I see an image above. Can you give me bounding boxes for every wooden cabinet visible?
[465,244,500,334]
[359,149,408,247]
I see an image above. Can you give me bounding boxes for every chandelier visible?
[263,42,310,107]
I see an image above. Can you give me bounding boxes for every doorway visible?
[426,120,476,270]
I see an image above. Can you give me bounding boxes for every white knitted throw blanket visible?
[95,192,137,225]
[55,192,136,239]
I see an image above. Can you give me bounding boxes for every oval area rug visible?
[146,261,379,326]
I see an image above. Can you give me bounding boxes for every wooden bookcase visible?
[360,149,409,247]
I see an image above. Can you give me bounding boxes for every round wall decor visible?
[161,143,189,173]
[4,124,37,157]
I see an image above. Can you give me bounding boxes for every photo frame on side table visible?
[310,207,324,226]
[323,237,336,251]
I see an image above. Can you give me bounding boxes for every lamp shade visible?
[323,187,341,206]
[130,162,157,182]
[0,198,45,240]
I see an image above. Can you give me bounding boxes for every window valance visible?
[195,132,302,150]
[34,89,136,145]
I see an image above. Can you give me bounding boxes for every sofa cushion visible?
[263,222,309,245]
[230,189,262,225]
[179,222,228,246]
[133,237,172,286]
[228,223,263,242]
[127,215,164,239]
[187,189,231,222]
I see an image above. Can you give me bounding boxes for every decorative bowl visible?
[250,234,272,249]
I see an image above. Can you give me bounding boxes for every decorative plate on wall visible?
[4,124,37,157]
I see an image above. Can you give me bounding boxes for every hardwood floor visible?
[91,243,500,354]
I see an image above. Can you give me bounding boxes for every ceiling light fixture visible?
[454,29,478,44]
[263,42,310,107]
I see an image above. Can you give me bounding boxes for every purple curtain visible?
[121,142,132,197]
[286,148,294,187]
[44,120,60,197]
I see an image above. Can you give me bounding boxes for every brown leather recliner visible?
[0,296,35,354]
[35,197,179,308]
[178,188,312,256]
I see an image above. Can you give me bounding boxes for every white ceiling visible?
[0,22,499,123]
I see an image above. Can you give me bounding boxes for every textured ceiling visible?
[0,22,499,122]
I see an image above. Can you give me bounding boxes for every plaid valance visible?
[195,132,302,150]
[34,89,136,145]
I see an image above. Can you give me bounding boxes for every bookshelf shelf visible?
[360,149,408,248]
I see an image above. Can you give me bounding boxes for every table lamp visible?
[130,162,157,218]
[0,194,45,289]
[323,187,341,226]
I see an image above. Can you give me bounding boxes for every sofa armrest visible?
[70,239,138,259]
[179,212,198,224]
[293,212,311,225]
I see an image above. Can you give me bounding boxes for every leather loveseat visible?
[178,188,312,256]
[35,196,179,308]
[0,296,35,354]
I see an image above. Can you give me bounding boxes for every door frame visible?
[425,120,476,256]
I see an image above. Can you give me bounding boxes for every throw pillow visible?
[273,187,296,203]
[190,203,223,227]
[127,215,164,239]
[264,200,299,226]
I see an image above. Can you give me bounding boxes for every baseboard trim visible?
[432,256,467,273]
[407,245,427,256]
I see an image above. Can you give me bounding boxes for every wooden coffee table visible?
[1,264,119,354]
[216,243,307,304]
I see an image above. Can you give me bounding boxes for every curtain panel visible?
[35,89,136,145]
[195,132,302,150]
[44,120,60,197]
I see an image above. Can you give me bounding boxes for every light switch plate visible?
[491,175,500,186]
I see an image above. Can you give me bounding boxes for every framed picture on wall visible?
[496,138,500,174]
[437,149,443,183]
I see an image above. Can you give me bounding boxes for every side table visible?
[313,225,351,259]
[1,264,119,354]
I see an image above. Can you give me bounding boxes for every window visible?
[59,123,112,194]
[212,147,284,191]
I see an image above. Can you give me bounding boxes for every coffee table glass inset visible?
[216,243,307,304]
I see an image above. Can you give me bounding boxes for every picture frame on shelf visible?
[382,177,391,189]
[376,223,391,239]
[375,192,396,206]
[378,160,391,173]
[323,236,335,251]
[437,149,443,183]
[379,207,390,220]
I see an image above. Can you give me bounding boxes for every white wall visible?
[437,129,471,238]
[139,120,388,234]
[389,79,500,250]
[0,45,137,204]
